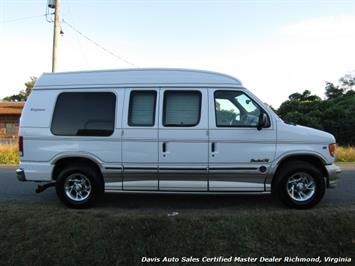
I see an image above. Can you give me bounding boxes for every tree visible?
[325,72,355,99]
[288,90,321,102]
[3,76,37,101]
[325,82,344,99]
[278,89,322,125]
[339,73,355,90]
[288,92,302,101]
[277,75,355,145]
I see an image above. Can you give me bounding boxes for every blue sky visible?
[1,0,354,107]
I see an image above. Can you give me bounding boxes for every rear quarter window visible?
[51,92,116,136]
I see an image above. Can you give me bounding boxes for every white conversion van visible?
[16,68,340,208]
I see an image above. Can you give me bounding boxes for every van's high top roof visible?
[34,68,242,89]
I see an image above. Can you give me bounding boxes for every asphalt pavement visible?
[0,164,354,209]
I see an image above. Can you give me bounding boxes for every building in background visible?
[0,102,25,144]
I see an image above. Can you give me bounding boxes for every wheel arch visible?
[51,156,103,181]
[270,154,328,192]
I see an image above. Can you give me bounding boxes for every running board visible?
[104,189,270,195]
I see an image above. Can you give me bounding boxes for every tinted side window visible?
[128,91,156,126]
[51,92,116,136]
[163,91,201,127]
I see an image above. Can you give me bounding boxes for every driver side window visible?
[214,90,262,127]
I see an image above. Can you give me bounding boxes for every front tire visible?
[56,163,104,208]
[275,161,326,209]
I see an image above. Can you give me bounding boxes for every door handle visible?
[162,142,167,153]
[211,142,215,153]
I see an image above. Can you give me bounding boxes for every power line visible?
[0,14,46,24]
[61,19,137,67]
[66,2,89,66]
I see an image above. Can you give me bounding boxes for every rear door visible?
[158,88,208,191]
[122,89,159,190]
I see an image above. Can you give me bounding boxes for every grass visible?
[0,144,19,165]
[0,202,354,265]
[0,144,355,165]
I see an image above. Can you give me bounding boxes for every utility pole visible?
[51,0,60,72]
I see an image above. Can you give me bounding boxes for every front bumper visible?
[325,163,341,188]
[16,168,26,182]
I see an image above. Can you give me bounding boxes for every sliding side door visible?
[158,88,209,191]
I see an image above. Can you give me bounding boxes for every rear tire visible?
[55,163,104,208]
[275,161,326,209]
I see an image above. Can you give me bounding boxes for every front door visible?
[122,89,159,190]
[208,89,276,191]
[158,88,208,191]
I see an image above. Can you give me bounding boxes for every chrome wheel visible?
[287,172,316,202]
[64,173,92,202]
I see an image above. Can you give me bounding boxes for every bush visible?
[336,146,355,162]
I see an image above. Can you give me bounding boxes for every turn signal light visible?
[329,143,336,157]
